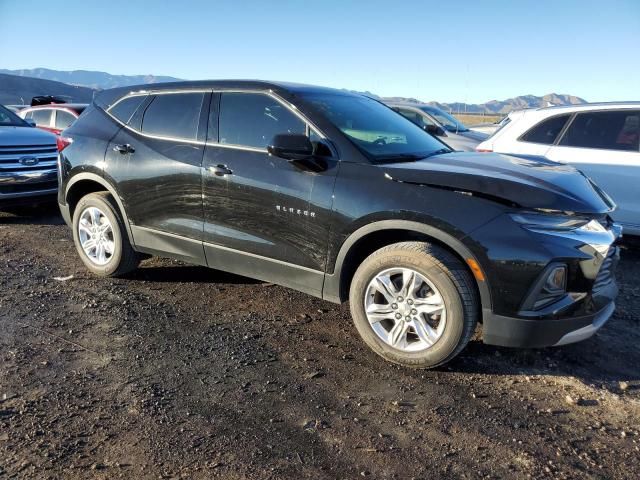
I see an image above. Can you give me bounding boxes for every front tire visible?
[349,242,479,368]
[72,192,140,277]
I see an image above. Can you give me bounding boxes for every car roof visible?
[517,101,640,115]
[95,80,355,109]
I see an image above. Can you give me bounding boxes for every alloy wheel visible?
[364,267,447,352]
[77,206,115,266]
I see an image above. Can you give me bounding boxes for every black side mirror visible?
[267,134,313,161]
[424,124,446,137]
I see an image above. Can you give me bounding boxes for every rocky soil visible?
[1,205,639,479]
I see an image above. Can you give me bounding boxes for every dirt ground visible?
[0,204,639,479]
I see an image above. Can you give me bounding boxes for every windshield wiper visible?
[375,153,429,162]
[422,148,452,158]
[375,149,451,163]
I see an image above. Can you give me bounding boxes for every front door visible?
[202,91,338,294]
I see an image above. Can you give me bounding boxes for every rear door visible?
[104,91,210,264]
[546,109,640,231]
[201,91,338,294]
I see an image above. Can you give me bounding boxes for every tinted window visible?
[141,93,204,140]
[31,109,52,127]
[559,110,640,152]
[55,110,76,130]
[219,93,305,148]
[521,114,571,144]
[110,95,147,124]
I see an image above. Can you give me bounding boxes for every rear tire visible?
[72,192,140,277]
[349,241,478,368]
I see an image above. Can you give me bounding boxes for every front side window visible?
[31,109,52,127]
[218,92,306,149]
[421,107,469,132]
[109,95,147,125]
[559,110,640,152]
[521,114,571,145]
[397,108,436,128]
[303,93,450,162]
[55,110,76,130]
[141,93,204,140]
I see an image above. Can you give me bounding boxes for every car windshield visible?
[0,105,28,127]
[420,107,469,133]
[302,93,451,162]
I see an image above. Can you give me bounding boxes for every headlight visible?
[510,212,600,231]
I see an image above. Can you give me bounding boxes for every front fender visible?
[322,219,492,312]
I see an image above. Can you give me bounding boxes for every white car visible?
[476,103,640,235]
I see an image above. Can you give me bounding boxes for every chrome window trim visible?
[105,88,329,152]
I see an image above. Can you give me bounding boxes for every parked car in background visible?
[57,80,620,368]
[19,103,87,135]
[385,102,488,151]
[476,103,640,235]
[0,104,58,207]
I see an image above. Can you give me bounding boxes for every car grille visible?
[592,246,618,293]
[0,144,58,173]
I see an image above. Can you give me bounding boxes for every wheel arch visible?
[322,220,492,312]
[64,173,135,246]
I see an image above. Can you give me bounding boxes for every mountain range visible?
[383,93,587,114]
[0,68,181,90]
[0,68,587,113]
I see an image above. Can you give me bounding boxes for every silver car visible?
[386,102,489,151]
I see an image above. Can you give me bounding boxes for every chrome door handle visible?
[209,164,233,176]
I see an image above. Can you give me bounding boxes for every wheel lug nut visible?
[411,309,417,315]
[395,313,402,320]
[391,303,398,310]
[407,299,413,305]
[397,297,403,302]
[405,316,411,321]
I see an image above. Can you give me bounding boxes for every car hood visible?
[452,129,489,141]
[0,126,57,146]
[380,152,615,214]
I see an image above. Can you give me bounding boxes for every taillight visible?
[57,136,73,152]
[475,148,492,153]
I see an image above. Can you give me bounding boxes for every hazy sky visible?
[1,0,638,103]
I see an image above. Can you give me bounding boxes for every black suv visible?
[58,81,620,368]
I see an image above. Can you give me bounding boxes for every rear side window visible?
[520,114,571,144]
[559,110,640,152]
[141,93,204,140]
[31,109,52,127]
[55,110,76,130]
[218,92,306,148]
[109,95,147,124]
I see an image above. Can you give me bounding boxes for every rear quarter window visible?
[519,114,571,144]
